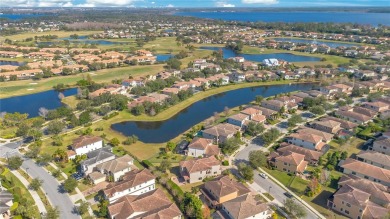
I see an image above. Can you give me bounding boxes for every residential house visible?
[370,137,390,155]
[337,174,390,208]
[201,176,251,208]
[240,107,262,120]
[287,133,327,152]
[329,184,389,219]
[275,143,323,165]
[202,123,240,144]
[68,136,103,159]
[227,113,249,128]
[356,151,390,170]
[261,100,284,112]
[362,101,389,113]
[179,156,221,183]
[320,116,358,131]
[269,151,308,174]
[94,155,135,182]
[339,158,390,186]
[107,189,182,219]
[187,138,220,158]
[103,169,156,203]
[221,194,272,219]
[80,147,115,175]
[310,120,341,134]
[335,110,371,124]
[296,127,334,143]
[262,59,279,67]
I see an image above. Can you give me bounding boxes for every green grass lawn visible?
[328,137,364,157]
[0,65,165,99]
[143,37,185,53]
[1,168,41,217]
[263,168,293,186]
[289,176,309,196]
[1,30,102,41]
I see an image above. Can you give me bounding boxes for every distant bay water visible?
[174,11,390,26]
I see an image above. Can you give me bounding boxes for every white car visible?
[260,173,268,179]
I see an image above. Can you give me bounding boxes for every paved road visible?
[0,142,80,219]
[253,171,320,219]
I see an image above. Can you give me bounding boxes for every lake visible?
[200,47,321,62]
[0,60,25,66]
[175,11,390,26]
[273,38,358,48]
[0,88,77,117]
[111,83,314,143]
[0,14,45,20]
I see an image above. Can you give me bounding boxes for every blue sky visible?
[2,0,390,7]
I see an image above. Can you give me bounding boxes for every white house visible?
[187,138,220,157]
[103,169,156,203]
[68,136,103,159]
[227,113,249,128]
[262,58,279,67]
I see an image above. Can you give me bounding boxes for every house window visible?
[346,203,351,208]
[284,162,287,165]
[364,176,369,179]
[352,172,356,175]
[345,210,349,214]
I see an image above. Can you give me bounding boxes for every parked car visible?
[260,173,268,179]
[284,192,293,198]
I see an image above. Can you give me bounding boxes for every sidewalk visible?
[11,170,47,214]
[259,167,326,219]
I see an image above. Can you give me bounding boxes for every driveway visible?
[0,142,80,219]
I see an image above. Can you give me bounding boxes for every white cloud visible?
[85,0,140,6]
[242,0,278,4]
[1,0,36,7]
[166,3,174,7]
[215,1,235,7]
[38,0,73,7]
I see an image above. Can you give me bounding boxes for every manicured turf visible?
[0,65,165,98]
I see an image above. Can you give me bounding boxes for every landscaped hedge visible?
[142,160,154,168]
[103,111,119,120]
[166,179,184,197]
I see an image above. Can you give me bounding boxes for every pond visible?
[156,54,174,62]
[0,88,78,117]
[0,60,25,66]
[273,38,358,48]
[200,47,321,62]
[111,83,314,143]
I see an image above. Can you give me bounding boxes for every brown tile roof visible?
[202,123,240,138]
[321,116,358,129]
[338,174,390,205]
[277,143,323,162]
[336,110,371,123]
[229,113,249,122]
[108,188,181,219]
[72,135,102,149]
[96,155,134,173]
[297,127,334,142]
[311,120,341,130]
[240,107,261,116]
[222,194,269,219]
[289,132,323,144]
[353,106,378,117]
[204,176,250,201]
[104,169,155,198]
[188,138,220,156]
[276,151,305,165]
[180,156,220,174]
[356,151,390,169]
[256,107,278,116]
[340,158,390,184]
